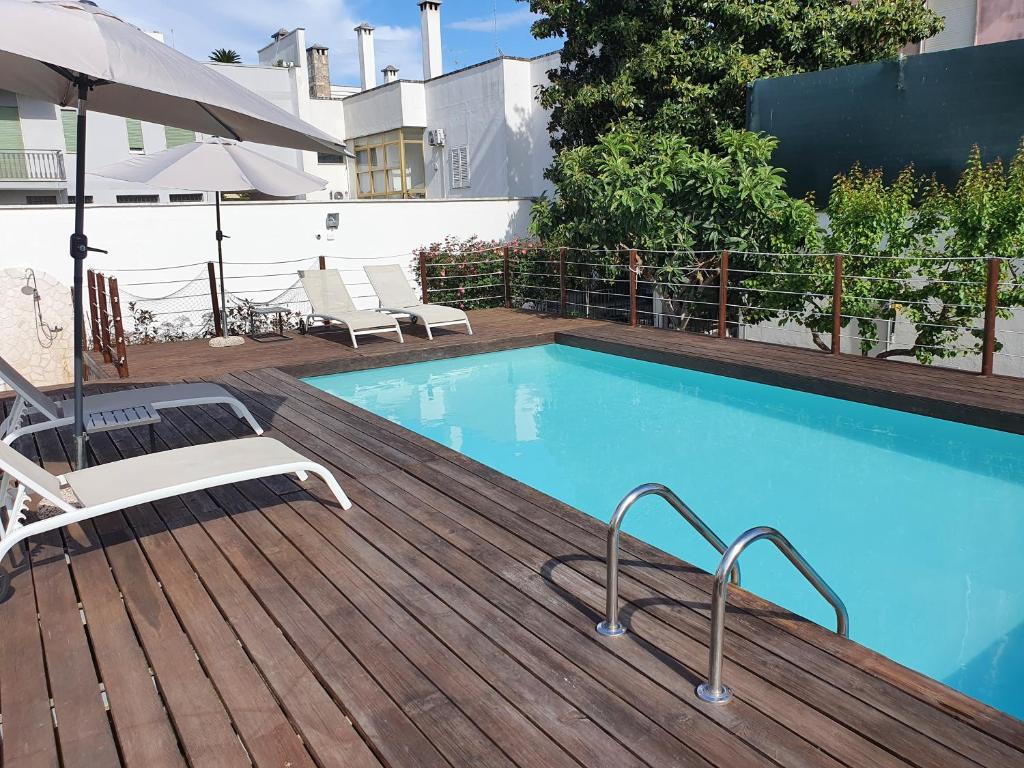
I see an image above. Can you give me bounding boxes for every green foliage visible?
[526,0,943,152]
[745,143,1024,363]
[209,48,242,64]
[531,126,821,328]
[415,236,505,310]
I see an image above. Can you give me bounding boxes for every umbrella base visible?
[209,335,246,348]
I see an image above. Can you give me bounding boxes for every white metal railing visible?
[0,150,66,181]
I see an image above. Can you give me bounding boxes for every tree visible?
[742,143,1024,363]
[530,127,821,330]
[526,0,943,153]
[209,48,241,64]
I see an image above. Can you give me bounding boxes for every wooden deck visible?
[3,309,1023,768]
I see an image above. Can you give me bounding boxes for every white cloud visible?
[99,0,422,85]
[448,8,539,33]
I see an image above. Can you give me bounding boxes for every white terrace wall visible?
[0,197,532,317]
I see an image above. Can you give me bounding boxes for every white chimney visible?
[355,23,376,90]
[382,64,399,84]
[418,1,442,80]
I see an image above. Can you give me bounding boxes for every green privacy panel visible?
[0,106,24,151]
[164,125,196,149]
[126,118,145,152]
[747,39,1024,205]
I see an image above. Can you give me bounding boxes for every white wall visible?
[423,60,508,199]
[0,197,532,312]
[342,81,426,139]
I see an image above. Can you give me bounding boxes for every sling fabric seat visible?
[299,268,404,348]
[364,264,473,340]
[0,355,262,446]
[0,436,350,595]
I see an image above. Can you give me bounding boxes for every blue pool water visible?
[306,344,1024,718]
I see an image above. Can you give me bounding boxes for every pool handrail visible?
[696,525,849,704]
[596,483,740,637]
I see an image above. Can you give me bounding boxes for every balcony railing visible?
[0,150,66,181]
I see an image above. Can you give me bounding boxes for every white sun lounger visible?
[0,355,263,446]
[0,436,351,595]
[298,268,404,349]
[364,264,473,340]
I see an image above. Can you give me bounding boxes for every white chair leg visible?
[349,327,359,349]
[465,319,474,336]
[309,466,352,509]
[395,322,405,343]
[425,323,434,340]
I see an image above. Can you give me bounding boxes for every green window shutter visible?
[0,106,24,151]
[61,109,77,152]
[126,118,145,152]
[164,125,196,149]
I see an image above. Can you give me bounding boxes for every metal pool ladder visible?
[594,484,848,707]
[595,483,741,637]
[696,526,848,704]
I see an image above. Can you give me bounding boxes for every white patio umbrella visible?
[92,139,328,341]
[0,0,349,469]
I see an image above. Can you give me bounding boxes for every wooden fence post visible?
[418,250,429,304]
[629,249,638,327]
[207,261,223,337]
[718,250,729,338]
[318,255,327,270]
[86,269,102,354]
[559,248,567,318]
[108,276,130,379]
[982,256,1000,376]
[832,253,844,355]
[96,273,113,363]
[503,246,511,309]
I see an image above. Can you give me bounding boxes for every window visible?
[0,105,24,151]
[26,195,57,205]
[170,193,204,203]
[317,152,346,164]
[126,118,145,152]
[116,194,159,204]
[164,125,196,149]
[450,145,470,189]
[352,128,425,199]
[67,195,93,204]
[61,109,77,152]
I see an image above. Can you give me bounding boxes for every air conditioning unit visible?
[427,128,446,147]
[332,190,345,200]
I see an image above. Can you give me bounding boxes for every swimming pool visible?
[305,343,1024,718]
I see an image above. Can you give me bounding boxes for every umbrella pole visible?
[71,77,91,470]
[215,191,227,337]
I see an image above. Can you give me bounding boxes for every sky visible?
[100,0,559,86]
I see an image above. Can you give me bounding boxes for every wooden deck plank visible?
[0,550,59,768]
[30,425,185,768]
[68,457,254,768]
[14,432,121,768]
[86,423,387,768]
[152,398,590,768]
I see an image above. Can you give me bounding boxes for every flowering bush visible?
[413,236,506,310]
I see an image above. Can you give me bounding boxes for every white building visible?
[0,1,558,206]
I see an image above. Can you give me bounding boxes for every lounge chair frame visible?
[299,269,404,349]
[0,376,264,448]
[363,264,474,340]
[0,436,351,597]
